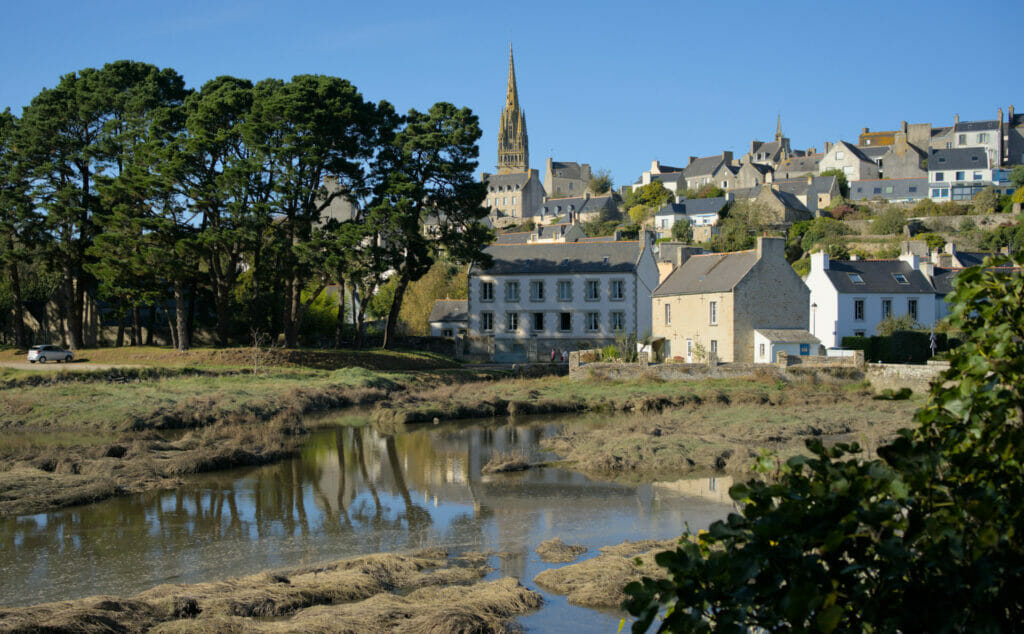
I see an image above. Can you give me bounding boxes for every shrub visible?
[872,206,907,235]
[600,344,620,360]
[624,253,1024,633]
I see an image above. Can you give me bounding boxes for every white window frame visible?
[530,280,545,302]
[481,312,494,332]
[505,311,518,332]
[611,311,625,332]
[505,281,519,302]
[585,279,600,301]
[557,280,572,302]
[664,303,671,325]
[610,279,625,301]
[585,312,599,332]
[480,281,494,302]
[709,301,718,325]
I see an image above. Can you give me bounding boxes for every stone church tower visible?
[497,46,529,174]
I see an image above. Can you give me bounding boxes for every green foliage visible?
[789,217,854,261]
[978,223,1024,254]
[501,220,535,233]
[820,168,850,198]
[299,288,339,342]
[692,184,724,199]
[600,344,620,360]
[790,257,810,277]
[710,200,769,252]
[367,278,396,320]
[1009,165,1024,189]
[875,313,921,336]
[918,231,946,252]
[624,252,1024,633]
[971,186,999,215]
[624,181,674,211]
[588,169,613,194]
[912,197,940,216]
[670,217,692,243]
[872,206,907,235]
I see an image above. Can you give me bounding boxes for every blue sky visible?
[2,0,1020,188]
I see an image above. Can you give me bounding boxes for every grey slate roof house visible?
[537,194,618,224]
[428,300,468,337]
[849,177,927,202]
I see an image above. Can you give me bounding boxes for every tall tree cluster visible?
[0,61,492,350]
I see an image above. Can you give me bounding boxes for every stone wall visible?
[865,360,949,393]
[778,350,864,369]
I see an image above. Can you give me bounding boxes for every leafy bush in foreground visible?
[624,254,1024,632]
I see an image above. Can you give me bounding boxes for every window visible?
[978,133,989,143]
[836,151,845,160]
[710,340,718,355]
[709,301,718,325]
[480,281,494,302]
[931,188,940,197]
[557,280,572,302]
[934,172,945,182]
[955,171,965,181]
[854,299,865,321]
[505,312,518,331]
[848,273,864,284]
[611,311,625,332]
[664,303,671,325]
[885,186,893,194]
[532,312,544,331]
[873,187,882,194]
[973,171,983,181]
[585,280,600,301]
[481,312,493,332]
[909,186,918,193]
[559,312,572,331]
[908,298,918,321]
[958,134,967,145]
[892,273,908,284]
[854,330,866,337]
[505,281,519,302]
[585,312,599,331]
[882,298,893,319]
[759,343,766,359]
[941,188,950,198]
[610,279,625,300]
[442,328,453,338]
[530,280,545,302]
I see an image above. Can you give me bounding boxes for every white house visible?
[466,234,659,362]
[652,198,727,239]
[753,329,823,364]
[805,252,938,349]
[428,299,468,337]
[927,148,1014,202]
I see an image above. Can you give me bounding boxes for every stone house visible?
[651,237,810,363]
[876,128,927,179]
[712,161,771,191]
[818,141,880,181]
[482,170,546,226]
[849,177,927,202]
[727,183,814,227]
[682,151,733,191]
[536,193,618,224]
[544,158,592,198]
[466,236,659,362]
[773,153,823,180]
[804,251,938,349]
[632,160,686,194]
[652,198,727,240]
[428,300,468,337]
[765,174,840,216]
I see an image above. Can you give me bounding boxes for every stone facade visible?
[544,158,592,198]
[652,237,810,363]
[818,141,880,181]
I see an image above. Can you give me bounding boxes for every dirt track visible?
[0,360,141,372]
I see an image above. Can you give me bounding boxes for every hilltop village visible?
[428,48,1023,365]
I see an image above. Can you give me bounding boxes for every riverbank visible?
[0,361,499,517]
[0,549,542,632]
[376,373,920,479]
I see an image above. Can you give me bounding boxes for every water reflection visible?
[1,416,735,629]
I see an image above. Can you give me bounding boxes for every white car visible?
[27,345,74,364]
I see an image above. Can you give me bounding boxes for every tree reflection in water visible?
[1,416,735,611]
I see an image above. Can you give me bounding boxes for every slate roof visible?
[849,177,927,201]
[772,175,839,198]
[823,260,934,294]
[755,329,820,344]
[955,119,999,132]
[494,231,532,244]
[860,146,888,160]
[774,154,822,177]
[930,268,957,295]
[952,251,993,268]
[654,197,728,217]
[729,186,811,213]
[684,154,727,177]
[931,126,953,138]
[469,241,642,276]
[539,195,616,217]
[653,250,758,297]
[484,172,533,189]
[428,299,468,323]
[550,161,583,178]
[929,148,990,170]
[749,140,786,159]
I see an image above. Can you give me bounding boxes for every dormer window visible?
[848,273,864,284]
[892,273,909,284]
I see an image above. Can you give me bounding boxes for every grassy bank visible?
[0,549,542,631]
[376,372,920,479]
[0,360,499,517]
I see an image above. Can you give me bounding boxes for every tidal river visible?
[0,413,735,631]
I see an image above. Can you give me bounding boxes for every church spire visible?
[506,43,519,110]
[497,45,529,174]
[775,113,783,142]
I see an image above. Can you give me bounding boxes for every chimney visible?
[755,236,784,261]
[807,174,814,185]
[899,252,920,269]
[998,107,1003,122]
[689,156,698,165]
[954,114,960,124]
[811,251,830,271]
[1010,105,1016,121]
[902,120,908,133]
[722,150,733,163]
[807,147,817,155]
[675,246,693,269]
[919,260,935,279]
[862,127,869,134]
[824,141,834,154]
